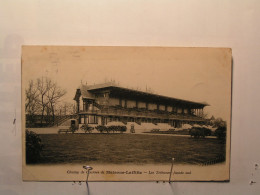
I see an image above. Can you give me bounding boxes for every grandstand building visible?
[73,82,209,131]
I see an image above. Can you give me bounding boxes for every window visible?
[83,100,86,111]
[80,116,85,124]
[89,115,97,124]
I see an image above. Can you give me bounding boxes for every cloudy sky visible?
[22,46,231,121]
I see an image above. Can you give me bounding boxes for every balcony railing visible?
[79,110,98,114]
[79,107,204,121]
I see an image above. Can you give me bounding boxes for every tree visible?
[46,81,66,125]
[56,102,76,116]
[36,77,52,126]
[213,117,227,128]
[210,117,227,140]
[25,77,67,127]
[201,112,209,119]
[25,80,39,126]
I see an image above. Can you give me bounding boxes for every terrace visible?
[79,106,205,122]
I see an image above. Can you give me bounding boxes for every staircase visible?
[135,120,141,125]
[93,101,104,110]
[53,114,77,126]
[122,119,127,125]
[152,121,157,125]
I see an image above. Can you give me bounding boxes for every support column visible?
[85,100,90,111]
[173,106,176,113]
[146,102,149,110]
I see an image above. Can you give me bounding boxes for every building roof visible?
[77,82,209,108]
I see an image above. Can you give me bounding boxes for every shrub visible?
[95,125,127,133]
[214,126,226,140]
[107,125,114,133]
[26,130,44,164]
[95,125,107,133]
[202,128,212,136]
[80,124,94,133]
[189,127,212,138]
[118,125,127,133]
[151,129,160,132]
[109,125,127,133]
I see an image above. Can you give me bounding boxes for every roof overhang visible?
[87,85,209,108]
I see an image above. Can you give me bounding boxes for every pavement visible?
[27,127,217,139]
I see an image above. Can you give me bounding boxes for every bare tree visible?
[56,102,75,116]
[25,80,39,125]
[63,102,76,115]
[46,81,66,124]
[25,77,67,126]
[56,104,64,116]
[201,112,209,119]
[36,77,52,125]
[213,117,227,128]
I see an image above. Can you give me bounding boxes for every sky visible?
[22,46,231,121]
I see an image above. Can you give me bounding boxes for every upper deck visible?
[77,82,209,109]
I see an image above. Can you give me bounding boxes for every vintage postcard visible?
[22,46,232,181]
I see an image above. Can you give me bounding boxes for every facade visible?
[74,82,209,129]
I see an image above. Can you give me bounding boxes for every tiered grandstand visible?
[74,82,209,132]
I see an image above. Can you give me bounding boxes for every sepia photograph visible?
[22,46,231,181]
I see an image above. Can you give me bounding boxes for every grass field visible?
[34,134,226,165]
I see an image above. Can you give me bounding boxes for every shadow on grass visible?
[27,134,226,165]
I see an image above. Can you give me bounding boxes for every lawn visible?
[33,134,226,165]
